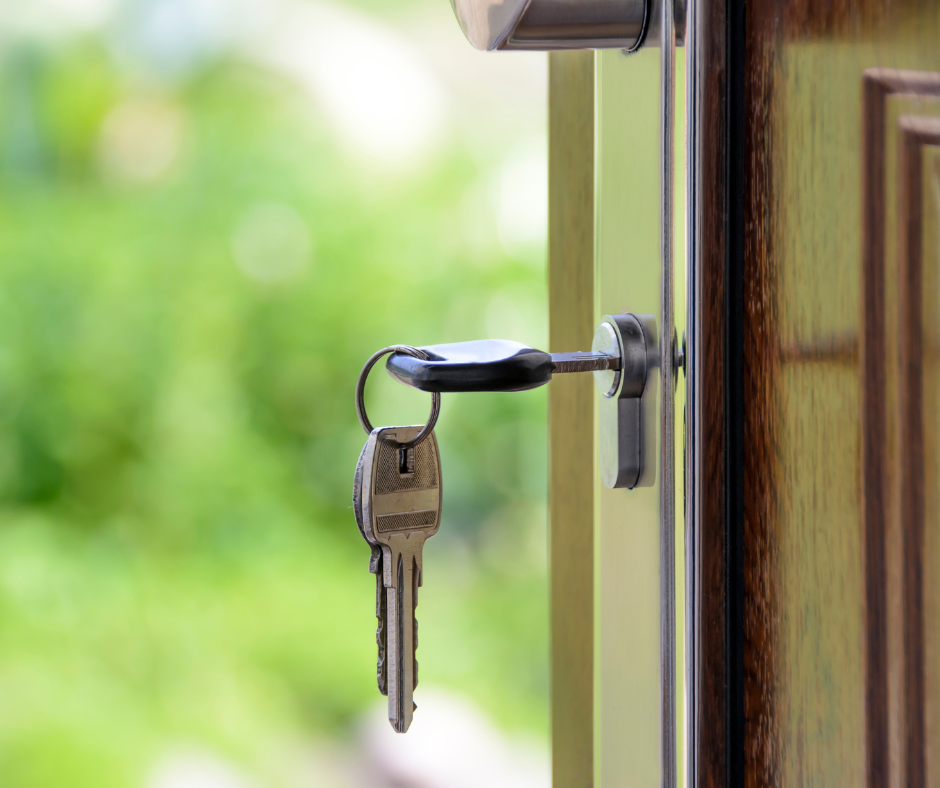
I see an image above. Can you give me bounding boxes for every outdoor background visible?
[0,0,550,785]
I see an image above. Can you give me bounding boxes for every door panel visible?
[550,2,940,786]
[898,112,940,788]
[719,3,940,786]
[921,146,940,788]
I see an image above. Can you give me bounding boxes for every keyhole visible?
[399,447,415,475]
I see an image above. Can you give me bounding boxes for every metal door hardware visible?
[448,0,689,52]
[592,314,657,489]
[385,314,658,489]
[449,0,650,52]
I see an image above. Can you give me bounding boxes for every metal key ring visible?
[355,345,441,449]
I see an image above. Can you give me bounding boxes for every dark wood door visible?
[688,1,940,786]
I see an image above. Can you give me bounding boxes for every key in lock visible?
[351,318,672,733]
[385,314,662,489]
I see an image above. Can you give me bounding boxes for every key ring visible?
[355,345,441,449]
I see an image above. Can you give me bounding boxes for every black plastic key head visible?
[386,340,554,393]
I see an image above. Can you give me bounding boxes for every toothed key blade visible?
[359,425,441,733]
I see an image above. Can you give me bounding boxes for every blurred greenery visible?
[0,4,548,786]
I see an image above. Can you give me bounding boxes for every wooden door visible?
[548,1,940,787]
[686,1,940,787]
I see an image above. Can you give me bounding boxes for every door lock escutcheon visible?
[385,314,658,489]
[591,314,656,489]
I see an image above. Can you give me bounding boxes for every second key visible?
[357,424,442,733]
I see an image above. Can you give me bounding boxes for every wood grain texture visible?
[917,149,940,788]
[686,0,728,785]
[737,5,780,787]
[862,69,894,788]
[729,5,940,788]
[862,72,940,788]
[548,50,594,788]
[898,115,940,788]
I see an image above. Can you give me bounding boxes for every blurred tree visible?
[0,3,549,784]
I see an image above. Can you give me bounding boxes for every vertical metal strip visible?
[684,6,696,787]
[684,2,698,786]
[660,0,677,785]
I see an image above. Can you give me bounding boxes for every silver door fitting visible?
[593,314,656,489]
[448,0,685,52]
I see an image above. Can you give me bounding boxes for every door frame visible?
[547,49,596,788]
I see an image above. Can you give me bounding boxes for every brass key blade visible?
[360,425,440,734]
[384,532,425,733]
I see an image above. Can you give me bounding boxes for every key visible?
[385,339,619,393]
[373,548,388,696]
[354,443,388,696]
[354,424,442,733]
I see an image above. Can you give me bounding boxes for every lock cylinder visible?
[593,314,656,489]
[449,0,650,52]
[383,314,656,490]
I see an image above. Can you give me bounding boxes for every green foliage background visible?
[0,5,549,785]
